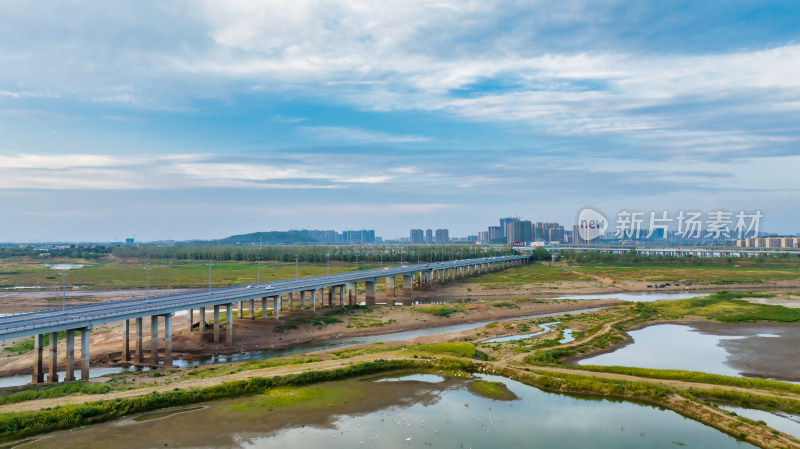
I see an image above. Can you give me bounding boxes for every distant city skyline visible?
[1,2,799,242]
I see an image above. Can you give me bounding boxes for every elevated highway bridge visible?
[0,255,530,384]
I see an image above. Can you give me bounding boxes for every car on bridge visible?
[264,285,274,290]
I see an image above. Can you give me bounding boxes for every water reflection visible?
[26,374,756,449]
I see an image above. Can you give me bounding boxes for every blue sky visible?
[1,0,799,242]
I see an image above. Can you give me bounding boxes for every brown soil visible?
[0,287,622,378]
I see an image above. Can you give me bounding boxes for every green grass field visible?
[0,258,357,290]
[571,262,800,284]
[472,264,590,286]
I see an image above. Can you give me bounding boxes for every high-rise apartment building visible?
[506,221,523,244]
[435,229,449,244]
[410,229,424,244]
[425,229,433,245]
[488,226,502,241]
[499,217,517,237]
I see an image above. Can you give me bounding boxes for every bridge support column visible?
[238,301,243,319]
[262,297,268,320]
[226,304,233,346]
[402,274,413,297]
[273,296,281,322]
[346,282,356,305]
[250,298,255,319]
[311,290,316,313]
[164,314,173,366]
[81,328,90,380]
[188,309,194,332]
[288,292,293,311]
[199,307,206,332]
[48,331,58,383]
[122,320,130,362]
[213,305,220,344]
[65,329,75,381]
[365,280,376,306]
[151,315,159,365]
[136,317,144,363]
[386,276,395,296]
[327,287,333,307]
[32,333,44,384]
[301,291,306,310]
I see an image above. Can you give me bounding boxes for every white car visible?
[382,267,390,271]
[264,285,274,290]
[245,284,254,289]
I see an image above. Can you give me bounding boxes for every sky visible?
[1,0,799,242]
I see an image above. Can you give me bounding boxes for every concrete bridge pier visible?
[365,280,376,306]
[47,331,58,383]
[386,276,395,296]
[301,291,306,310]
[199,307,206,332]
[311,290,317,313]
[226,304,233,346]
[213,305,220,344]
[188,309,194,332]
[250,298,255,319]
[32,334,44,384]
[273,296,281,321]
[80,328,90,380]
[150,315,159,365]
[327,287,334,307]
[347,282,357,305]
[164,314,173,365]
[339,285,345,306]
[65,330,75,381]
[402,274,413,298]
[262,297,268,320]
[122,321,130,362]
[136,317,144,363]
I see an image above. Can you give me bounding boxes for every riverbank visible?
[0,297,622,378]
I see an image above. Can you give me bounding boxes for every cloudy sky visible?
[1,0,799,242]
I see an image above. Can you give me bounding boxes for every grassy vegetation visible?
[273,316,343,333]
[685,387,800,415]
[0,383,112,406]
[492,301,519,309]
[628,291,800,323]
[226,383,364,413]
[415,305,463,318]
[469,380,517,400]
[0,359,419,442]
[346,316,396,328]
[572,365,800,395]
[185,357,323,378]
[473,264,589,286]
[330,345,405,359]
[412,342,488,360]
[0,259,354,290]
[571,264,800,284]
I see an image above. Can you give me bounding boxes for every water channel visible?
[24,373,756,449]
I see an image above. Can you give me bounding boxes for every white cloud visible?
[299,126,430,143]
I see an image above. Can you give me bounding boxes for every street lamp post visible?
[355,253,359,271]
[295,256,299,280]
[61,273,68,312]
[326,253,331,276]
[257,259,261,284]
[208,261,212,289]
